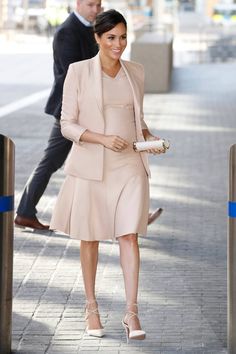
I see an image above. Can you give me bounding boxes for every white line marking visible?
[0,88,51,118]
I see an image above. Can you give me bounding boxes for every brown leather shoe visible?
[14,215,49,230]
[148,208,163,225]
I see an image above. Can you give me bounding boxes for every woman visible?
[50,9,163,342]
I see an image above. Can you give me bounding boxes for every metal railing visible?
[0,134,15,354]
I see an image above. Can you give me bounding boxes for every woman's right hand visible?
[102,135,129,152]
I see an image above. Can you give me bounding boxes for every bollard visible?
[0,135,15,354]
[228,144,236,354]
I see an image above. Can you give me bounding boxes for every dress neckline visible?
[102,67,124,79]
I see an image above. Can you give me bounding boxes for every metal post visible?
[0,134,15,354]
[228,144,236,354]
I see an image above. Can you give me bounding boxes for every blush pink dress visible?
[50,67,149,241]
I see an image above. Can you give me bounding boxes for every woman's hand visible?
[102,135,129,152]
[142,130,165,155]
[80,130,128,152]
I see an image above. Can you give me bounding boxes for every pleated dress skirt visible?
[50,68,149,241]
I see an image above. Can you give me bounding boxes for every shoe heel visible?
[122,305,146,343]
[122,320,129,344]
[85,300,104,338]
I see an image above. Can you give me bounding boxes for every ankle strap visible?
[124,303,139,324]
[124,310,139,325]
[86,299,97,305]
[85,306,100,320]
[126,303,138,311]
[126,303,138,308]
[127,302,137,306]
[85,307,99,320]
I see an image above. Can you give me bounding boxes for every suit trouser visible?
[17,119,72,218]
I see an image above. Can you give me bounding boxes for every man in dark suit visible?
[15,0,102,229]
[15,0,163,230]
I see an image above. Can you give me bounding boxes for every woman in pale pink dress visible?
[50,9,164,342]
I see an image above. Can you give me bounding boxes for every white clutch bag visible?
[133,139,170,152]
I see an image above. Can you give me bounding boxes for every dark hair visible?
[94,9,127,37]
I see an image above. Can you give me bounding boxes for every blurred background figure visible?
[45,1,70,37]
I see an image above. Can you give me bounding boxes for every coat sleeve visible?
[60,64,87,143]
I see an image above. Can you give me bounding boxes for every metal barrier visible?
[228,144,236,354]
[0,134,15,354]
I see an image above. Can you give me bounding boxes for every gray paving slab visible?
[1,38,235,353]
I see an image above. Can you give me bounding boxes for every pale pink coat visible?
[61,53,150,180]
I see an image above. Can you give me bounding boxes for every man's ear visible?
[76,0,81,11]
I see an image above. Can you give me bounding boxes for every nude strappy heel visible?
[122,303,146,343]
[85,300,104,338]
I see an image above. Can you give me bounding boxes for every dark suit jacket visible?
[45,12,98,119]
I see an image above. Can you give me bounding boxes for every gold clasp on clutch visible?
[162,140,170,151]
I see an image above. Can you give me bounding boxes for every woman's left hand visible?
[145,134,165,155]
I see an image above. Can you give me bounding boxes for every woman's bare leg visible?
[118,234,142,331]
[80,240,102,329]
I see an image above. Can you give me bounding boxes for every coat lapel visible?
[121,60,143,140]
[91,53,103,115]
[121,60,140,111]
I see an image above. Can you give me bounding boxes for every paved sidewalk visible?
[3,60,236,353]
